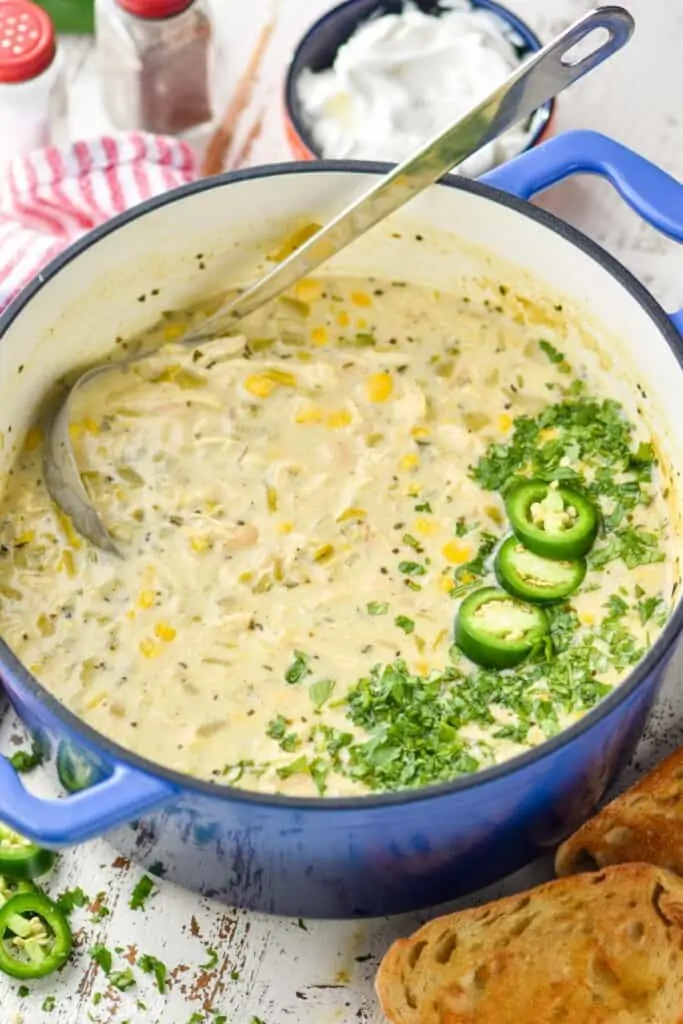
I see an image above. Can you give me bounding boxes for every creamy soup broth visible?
[0,276,675,797]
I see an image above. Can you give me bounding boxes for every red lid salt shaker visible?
[95,0,215,140]
[0,1,67,173]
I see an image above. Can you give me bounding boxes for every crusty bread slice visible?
[376,863,683,1024]
[556,746,683,877]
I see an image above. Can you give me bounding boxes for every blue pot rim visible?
[283,0,555,163]
[1,158,681,812]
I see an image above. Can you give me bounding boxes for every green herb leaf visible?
[398,561,426,577]
[590,526,665,570]
[200,947,219,971]
[402,533,423,551]
[538,339,566,364]
[309,678,335,709]
[276,756,308,780]
[415,501,433,513]
[129,875,155,911]
[9,744,43,773]
[366,601,389,615]
[138,953,167,994]
[394,615,415,635]
[284,650,311,685]
[89,943,113,976]
[17,986,29,998]
[42,996,56,1012]
[110,968,137,992]
[56,887,89,915]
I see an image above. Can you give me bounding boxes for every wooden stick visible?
[199,16,277,178]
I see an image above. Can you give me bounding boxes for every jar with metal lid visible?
[95,0,215,141]
[0,0,67,175]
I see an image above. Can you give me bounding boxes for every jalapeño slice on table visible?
[455,587,550,669]
[505,480,598,560]
[495,537,586,604]
[0,826,55,881]
[0,891,72,979]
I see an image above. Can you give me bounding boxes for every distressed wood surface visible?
[3,1,683,1021]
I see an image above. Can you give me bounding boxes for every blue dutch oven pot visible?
[0,130,683,918]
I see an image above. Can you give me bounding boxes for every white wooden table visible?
[4,1,683,1021]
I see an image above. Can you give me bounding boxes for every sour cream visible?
[296,0,545,176]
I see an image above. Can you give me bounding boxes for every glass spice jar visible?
[0,0,68,177]
[95,0,214,140]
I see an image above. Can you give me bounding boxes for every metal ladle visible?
[44,5,634,555]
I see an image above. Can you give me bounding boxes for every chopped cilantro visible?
[9,743,43,773]
[415,501,433,513]
[284,650,310,684]
[394,615,415,635]
[637,594,667,626]
[297,917,308,930]
[276,756,308,780]
[538,339,567,365]
[42,996,56,1012]
[56,887,89,915]
[129,874,155,911]
[266,715,287,740]
[402,533,423,551]
[366,601,389,615]
[138,953,167,993]
[455,517,472,537]
[398,561,426,577]
[200,946,219,970]
[110,968,137,991]
[309,678,334,709]
[89,943,113,975]
[17,986,29,998]
[590,526,665,570]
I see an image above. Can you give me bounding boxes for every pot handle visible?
[0,753,177,847]
[481,129,683,331]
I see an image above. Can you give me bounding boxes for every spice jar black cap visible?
[115,0,195,17]
[0,0,56,83]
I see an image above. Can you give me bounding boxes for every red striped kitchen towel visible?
[0,132,198,314]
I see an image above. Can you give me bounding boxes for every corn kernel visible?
[190,536,211,553]
[37,613,55,637]
[498,413,513,433]
[443,540,471,564]
[266,486,278,512]
[295,405,324,425]
[337,311,350,328]
[137,589,156,609]
[311,326,328,346]
[415,518,438,536]
[295,279,323,303]
[366,372,393,402]
[411,426,431,440]
[139,639,162,659]
[244,374,276,399]
[580,612,595,625]
[164,323,186,342]
[406,483,422,496]
[327,409,351,428]
[154,622,177,642]
[313,543,334,563]
[415,660,430,676]
[357,318,368,329]
[24,426,42,451]
[351,290,372,308]
[278,522,293,534]
[68,423,85,441]
[399,453,419,471]
[337,507,366,522]
[238,571,254,583]
[126,610,136,620]
[439,575,456,593]
[15,530,35,545]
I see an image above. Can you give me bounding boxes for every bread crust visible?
[556,746,683,877]
[375,863,683,1024]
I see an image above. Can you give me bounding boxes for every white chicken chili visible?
[0,275,674,797]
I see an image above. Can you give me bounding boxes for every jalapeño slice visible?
[506,480,598,560]
[0,826,55,881]
[0,891,72,979]
[455,587,550,669]
[495,537,586,604]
